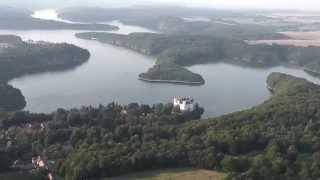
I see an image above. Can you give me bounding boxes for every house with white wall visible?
[173,97,195,111]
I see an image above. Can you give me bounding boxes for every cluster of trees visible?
[2,73,320,179]
[0,102,204,179]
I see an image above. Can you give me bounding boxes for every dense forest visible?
[59,7,285,40]
[0,35,90,111]
[0,101,204,179]
[1,73,320,179]
[76,32,320,84]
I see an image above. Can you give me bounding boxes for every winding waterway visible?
[3,9,320,118]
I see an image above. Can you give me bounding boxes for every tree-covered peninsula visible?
[0,6,118,31]
[76,32,320,84]
[1,73,320,179]
[0,83,26,111]
[0,35,90,111]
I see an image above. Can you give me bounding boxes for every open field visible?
[106,168,226,180]
[247,31,320,47]
[247,39,320,47]
[281,31,320,40]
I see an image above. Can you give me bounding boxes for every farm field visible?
[248,31,320,47]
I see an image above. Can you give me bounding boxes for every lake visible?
[3,9,320,118]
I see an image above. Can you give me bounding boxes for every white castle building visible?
[173,97,195,111]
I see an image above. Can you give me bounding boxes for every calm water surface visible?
[2,10,320,118]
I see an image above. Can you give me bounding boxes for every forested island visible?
[76,32,320,84]
[1,73,320,179]
[139,62,205,85]
[0,35,90,111]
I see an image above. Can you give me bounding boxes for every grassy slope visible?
[107,168,225,180]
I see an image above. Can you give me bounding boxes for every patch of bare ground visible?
[281,31,320,40]
[247,31,320,47]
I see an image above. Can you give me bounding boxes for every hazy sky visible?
[143,0,318,10]
[1,0,319,10]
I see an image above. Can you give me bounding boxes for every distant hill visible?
[0,6,118,31]
[60,6,285,40]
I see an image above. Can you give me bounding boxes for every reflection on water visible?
[2,10,320,118]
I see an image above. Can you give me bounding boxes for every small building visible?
[32,156,47,169]
[120,109,128,116]
[48,173,54,180]
[173,97,195,111]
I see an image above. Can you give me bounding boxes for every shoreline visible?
[138,77,205,85]
[304,68,320,76]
